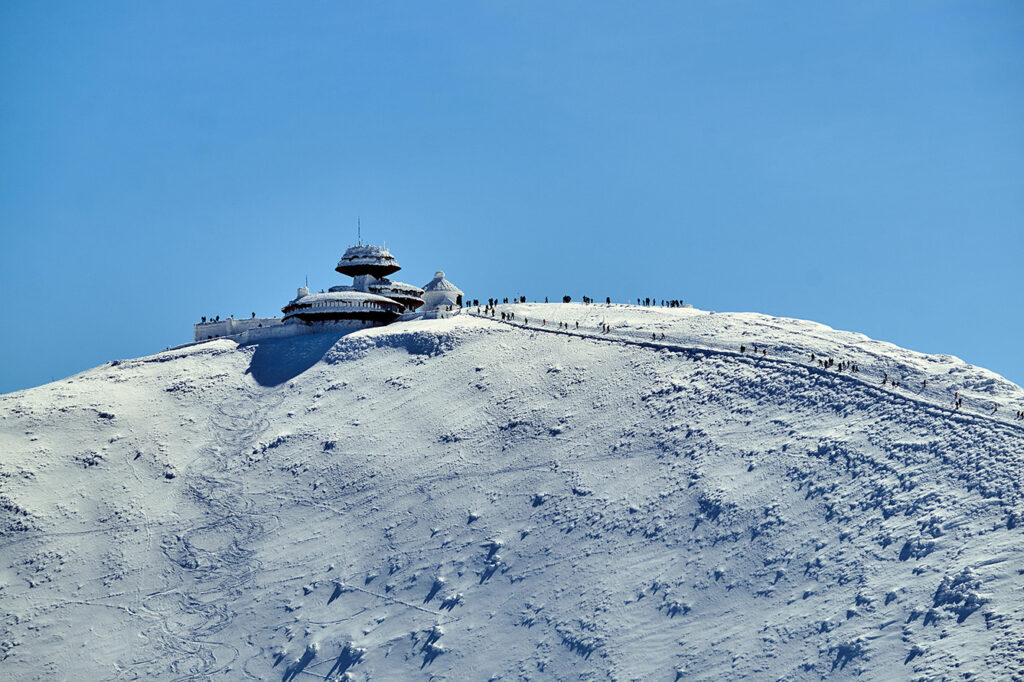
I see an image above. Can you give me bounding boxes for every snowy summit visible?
[192,241,463,345]
[1,278,1024,679]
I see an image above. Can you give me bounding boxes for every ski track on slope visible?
[155,386,289,680]
[1,304,1023,679]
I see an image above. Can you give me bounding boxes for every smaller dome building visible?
[421,271,463,311]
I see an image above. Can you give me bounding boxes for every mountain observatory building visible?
[193,241,463,343]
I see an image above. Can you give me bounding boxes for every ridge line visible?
[466,310,1024,436]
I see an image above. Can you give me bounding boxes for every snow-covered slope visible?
[2,303,1023,680]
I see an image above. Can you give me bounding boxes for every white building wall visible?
[233,319,379,345]
[190,318,384,346]
[421,291,461,311]
[194,317,283,342]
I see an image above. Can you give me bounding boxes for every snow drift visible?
[1,303,1023,680]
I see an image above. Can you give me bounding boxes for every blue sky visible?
[1,1,1022,393]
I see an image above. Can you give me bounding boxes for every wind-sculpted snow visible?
[1,304,1023,680]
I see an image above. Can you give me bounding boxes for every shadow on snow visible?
[245,332,350,387]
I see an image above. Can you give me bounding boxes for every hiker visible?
[741,345,746,353]
[576,321,579,329]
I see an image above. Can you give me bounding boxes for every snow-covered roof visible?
[422,271,462,294]
[336,244,400,270]
[288,290,397,305]
[370,279,425,297]
[282,290,401,314]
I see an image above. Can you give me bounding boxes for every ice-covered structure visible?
[192,241,458,344]
[329,243,426,313]
[334,243,401,279]
[281,287,404,325]
[421,271,463,311]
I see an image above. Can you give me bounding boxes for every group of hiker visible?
[199,312,259,324]
[881,371,906,388]
[471,301,1024,427]
[479,295,691,311]
[479,303,674,342]
[484,295,625,306]
[478,304,517,321]
[633,297,687,307]
[485,297,525,306]
[808,353,859,373]
[796,350,1005,418]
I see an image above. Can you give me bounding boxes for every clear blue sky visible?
[1,1,1022,393]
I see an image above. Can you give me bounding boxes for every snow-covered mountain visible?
[2,303,1023,680]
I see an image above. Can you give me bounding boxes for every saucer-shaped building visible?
[282,286,404,325]
[195,239,461,343]
[332,243,425,312]
[335,244,401,279]
[281,241,429,328]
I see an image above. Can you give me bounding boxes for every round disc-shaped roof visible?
[369,279,425,297]
[335,243,401,277]
[282,289,402,315]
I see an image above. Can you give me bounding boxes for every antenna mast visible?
[358,217,361,245]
